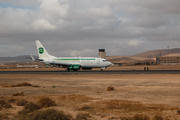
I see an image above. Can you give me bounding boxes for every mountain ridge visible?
[1,48,180,64]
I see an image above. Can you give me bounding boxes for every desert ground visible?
[1,66,180,120]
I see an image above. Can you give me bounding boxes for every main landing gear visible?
[65,68,77,71]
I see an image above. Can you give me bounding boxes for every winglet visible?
[30,54,35,61]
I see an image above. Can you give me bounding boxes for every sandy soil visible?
[1,74,180,119]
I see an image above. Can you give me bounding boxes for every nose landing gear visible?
[100,67,105,71]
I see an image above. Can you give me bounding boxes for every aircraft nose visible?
[108,62,112,66]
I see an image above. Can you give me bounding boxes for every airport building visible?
[156,56,180,65]
[99,49,106,59]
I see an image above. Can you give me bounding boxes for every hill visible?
[1,48,180,64]
[106,48,180,64]
[134,48,180,58]
[0,55,38,64]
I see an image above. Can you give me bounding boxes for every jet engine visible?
[68,64,81,71]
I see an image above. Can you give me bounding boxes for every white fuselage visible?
[41,57,112,68]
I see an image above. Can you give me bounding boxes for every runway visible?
[1,70,180,74]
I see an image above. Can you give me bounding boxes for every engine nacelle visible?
[68,64,81,71]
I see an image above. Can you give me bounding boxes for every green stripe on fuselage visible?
[53,58,96,61]
[54,59,80,61]
[81,59,96,60]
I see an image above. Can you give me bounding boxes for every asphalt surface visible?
[1,70,180,74]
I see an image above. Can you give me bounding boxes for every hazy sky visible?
[0,0,180,57]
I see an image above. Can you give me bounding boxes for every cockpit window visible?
[103,60,108,62]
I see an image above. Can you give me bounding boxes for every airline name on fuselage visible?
[53,58,96,61]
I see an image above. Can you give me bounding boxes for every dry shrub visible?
[3,103,12,108]
[2,82,40,88]
[0,99,12,108]
[0,113,8,120]
[8,98,17,103]
[17,99,28,106]
[177,110,180,115]
[76,105,93,111]
[119,116,133,120]
[0,99,6,106]
[10,82,32,87]
[93,99,169,113]
[109,116,119,119]
[153,115,163,120]
[103,100,143,111]
[18,102,40,114]
[107,86,115,91]
[75,112,91,120]
[12,92,24,96]
[31,109,72,120]
[145,104,167,111]
[15,109,72,120]
[37,97,56,108]
[133,114,149,120]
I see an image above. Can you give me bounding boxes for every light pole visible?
[167,46,169,65]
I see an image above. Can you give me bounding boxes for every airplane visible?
[31,40,112,71]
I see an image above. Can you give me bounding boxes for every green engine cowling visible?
[68,64,81,71]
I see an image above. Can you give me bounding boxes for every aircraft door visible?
[97,59,100,64]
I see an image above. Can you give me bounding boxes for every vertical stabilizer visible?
[36,40,55,59]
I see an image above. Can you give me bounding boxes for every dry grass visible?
[37,97,56,108]
[0,99,6,106]
[1,82,41,88]
[118,114,150,120]
[14,109,72,120]
[8,98,17,103]
[0,113,8,120]
[17,99,28,106]
[18,102,40,114]
[1,82,32,87]
[133,114,150,120]
[0,99,12,108]
[3,103,12,108]
[119,116,133,120]
[95,100,145,112]
[0,95,179,120]
[75,104,93,111]
[2,73,180,119]
[12,92,24,96]
[73,99,174,116]
[75,112,91,120]
[153,115,163,120]
[10,82,32,87]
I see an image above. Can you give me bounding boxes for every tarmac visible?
[1,70,180,74]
